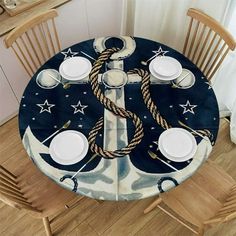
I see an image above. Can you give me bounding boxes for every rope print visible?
[88,48,214,159]
[128,68,214,142]
[88,48,144,158]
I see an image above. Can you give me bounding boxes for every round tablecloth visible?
[19,36,219,201]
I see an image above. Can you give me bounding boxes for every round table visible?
[19,36,219,201]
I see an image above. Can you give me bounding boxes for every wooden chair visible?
[183,8,236,81]
[4,9,61,77]
[0,161,86,236]
[144,161,236,235]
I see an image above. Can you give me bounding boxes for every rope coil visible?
[128,68,213,142]
[128,68,171,130]
[88,48,144,158]
[88,48,213,158]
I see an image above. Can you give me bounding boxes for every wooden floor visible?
[0,117,236,236]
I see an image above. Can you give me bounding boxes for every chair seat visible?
[16,160,83,218]
[160,161,235,227]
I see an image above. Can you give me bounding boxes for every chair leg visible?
[198,226,205,236]
[43,217,52,236]
[95,199,104,204]
[144,197,162,214]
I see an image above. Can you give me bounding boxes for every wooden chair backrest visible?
[4,9,61,77]
[183,8,236,81]
[0,165,40,213]
[205,184,236,225]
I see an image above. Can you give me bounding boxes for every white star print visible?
[37,100,55,113]
[179,100,197,115]
[78,124,83,128]
[61,48,78,60]
[152,46,169,57]
[71,101,88,115]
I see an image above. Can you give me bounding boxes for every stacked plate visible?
[158,128,197,162]
[59,57,92,82]
[49,130,89,165]
[149,56,182,81]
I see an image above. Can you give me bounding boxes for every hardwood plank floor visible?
[0,117,236,235]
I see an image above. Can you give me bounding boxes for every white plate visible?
[49,130,89,165]
[59,57,92,81]
[36,69,61,89]
[158,128,197,162]
[149,56,182,81]
[152,56,182,77]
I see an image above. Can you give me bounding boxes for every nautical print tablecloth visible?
[19,37,219,201]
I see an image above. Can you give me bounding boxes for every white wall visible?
[56,0,123,49]
[0,65,18,125]
[0,0,123,124]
